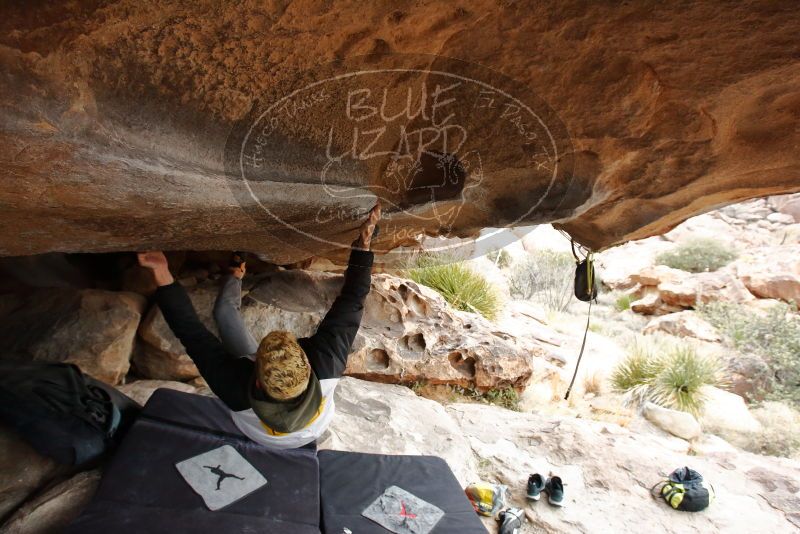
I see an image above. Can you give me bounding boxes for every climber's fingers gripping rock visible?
[137,251,175,287]
[353,202,382,251]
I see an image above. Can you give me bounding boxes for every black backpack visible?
[0,360,140,466]
[658,467,715,512]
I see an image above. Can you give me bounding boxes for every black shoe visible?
[544,476,565,507]
[526,473,545,501]
[497,508,525,534]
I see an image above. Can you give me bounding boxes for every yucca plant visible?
[650,346,724,416]
[406,254,502,320]
[611,339,725,417]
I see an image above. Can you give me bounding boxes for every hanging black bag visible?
[0,360,140,466]
[572,238,598,303]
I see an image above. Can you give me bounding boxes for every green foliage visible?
[407,382,521,411]
[650,346,725,416]
[406,254,502,320]
[611,341,661,392]
[699,301,800,406]
[655,238,737,273]
[614,293,633,312]
[483,387,520,411]
[485,248,513,269]
[611,340,724,416]
[508,250,574,311]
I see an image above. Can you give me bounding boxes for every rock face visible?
[137,272,535,389]
[325,378,800,533]
[0,470,101,534]
[700,386,762,436]
[0,425,68,523]
[643,402,703,441]
[643,311,721,342]
[625,266,754,315]
[0,289,145,384]
[733,245,800,304]
[1,2,799,260]
[116,379,199,406]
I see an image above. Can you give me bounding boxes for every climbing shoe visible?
[526,474,545,501]
[545,476,565,507]
[497,507,525,534]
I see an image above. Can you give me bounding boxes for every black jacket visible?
[154,249,373,411]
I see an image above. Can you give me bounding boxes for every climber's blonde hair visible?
[255,331,311,401]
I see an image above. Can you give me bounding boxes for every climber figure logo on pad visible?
[203,464,245,491]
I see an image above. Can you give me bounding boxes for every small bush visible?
[406,254,502,320]
[611,341,661,392]
[655,238,737,273]
[611,341,724,416]
[483,387,521,411]
[583,371,605,395]
[749,402,800,458]
[651,346,725,415]
[508,250,574,311]
[699,301,800,406]
[485,248,513,269]
[614,293,633,312]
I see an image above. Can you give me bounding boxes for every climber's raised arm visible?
[301,203,380,379]
[138,251,253,411]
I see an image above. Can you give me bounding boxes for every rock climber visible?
[137,203,381,449]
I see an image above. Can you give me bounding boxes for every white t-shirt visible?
[229,378,339,449]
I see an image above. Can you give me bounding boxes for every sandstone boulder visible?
[116,380,199,406]
[700,386,762,436]
[779,198,800,223]
[658,271,754,308]
[643,311,721,342]
[0,289,145,384]
[0,470,100,534]
[740,272,800,304]
[0,425,68,522]
[630,288,681,316]
[137,272,535,390]
[320,377,478,485]
[643,402,702,441]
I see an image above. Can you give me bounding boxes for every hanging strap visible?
[565,239,595,401]
[564,297,592,400]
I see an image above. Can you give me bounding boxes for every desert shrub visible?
[655,237,737,273]
[748,402,800,458]
[611,341,661,393]
[614,293,633,312]
[508,250,574,311]
[699,301,800,405]
[611,340,725,416]
[406,254,502,320]
[483,387,521,411]
[485,248,513,269]
[410,382,520,411]
[651,346,726,415]
[583,371,605,395]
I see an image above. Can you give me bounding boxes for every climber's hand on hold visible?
[352,202,381,251]
[137,251,174,287]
